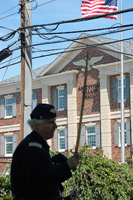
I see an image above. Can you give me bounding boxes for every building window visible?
[119,122,127,146]
[5,97,13,117]
[59,130,65,151]
[118,78,126,102]
[87,126,96,147]
[58,88,64,110]
[5,136,13,156]
[113,77,130,103]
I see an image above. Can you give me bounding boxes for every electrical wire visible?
[0,4,19,16]
[0,55,21,66]
[32,23,133,36]
[36,0,56,7]
[1,37,20,82]
[17,7,133,32]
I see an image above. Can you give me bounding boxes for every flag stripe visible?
[81,0,118,20]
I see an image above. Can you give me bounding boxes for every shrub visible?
[62,145,133,200]
[0,168,12,200]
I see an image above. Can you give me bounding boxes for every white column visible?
[42,86,51,104]
[42,86,51,146]
[100,76,112,159]
[130,72,133,145]
[67,82,77,150]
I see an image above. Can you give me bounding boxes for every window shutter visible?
[13,135,17,153]
[1,136,4,157]
[53,89,57,110]
[20,96,21,115]
[126,77,130,100]
[65,128,68,150]
[126,121,131,145]
[54,129,57,151]
[64,87,67,109]
[96,125,101,148]
[80,126,85,146]
[32,93,37,110]
[0,98,4,118]
[114,123,118,146]
[12,96,16,117]
[113,79,117,102]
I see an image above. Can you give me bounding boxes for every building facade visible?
[0,33,133,172]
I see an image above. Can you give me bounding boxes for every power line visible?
[0,4,19,16]
[17,7,133,31]
[37,0,56,8]
[32,23,133,36]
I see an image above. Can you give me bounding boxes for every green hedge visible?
[1,145,133,199]
[62,145,133,199]
[0,168,12,200]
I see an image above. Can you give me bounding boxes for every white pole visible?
[24,1,32,138]
[120,0,125,163]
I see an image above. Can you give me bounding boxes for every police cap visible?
[30,103,56,119]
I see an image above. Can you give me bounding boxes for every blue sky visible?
[0,0,132,81]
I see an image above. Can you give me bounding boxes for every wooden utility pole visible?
[20,0,32,142]
[20,0,26,142]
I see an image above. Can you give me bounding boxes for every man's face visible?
[35,118,57,140]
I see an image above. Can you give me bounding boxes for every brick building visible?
[0,33,133,172]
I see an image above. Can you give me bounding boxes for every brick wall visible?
[77,68,100,116]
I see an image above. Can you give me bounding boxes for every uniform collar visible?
[31,130,50,149]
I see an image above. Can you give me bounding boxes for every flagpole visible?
[120,0,125,163]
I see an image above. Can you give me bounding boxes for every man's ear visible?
[35,122,40,129]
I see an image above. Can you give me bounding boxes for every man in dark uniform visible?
[11,104,80,200]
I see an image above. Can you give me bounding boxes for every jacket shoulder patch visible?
[29,142,42,148]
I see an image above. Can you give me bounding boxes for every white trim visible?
[4,94,13,98]
[110,110,130,119]
[56,118,67,126]
[58,88,65,111]
[58,129,65,152]
[85,123,96,127]
[57,126,66,129]
[77,113,100,123]
[0,124,20,132]
[57,86,64,90]
[4,96,13,118]
[4,132,13,136]
[86,126,96,149]
[4,134,13,157]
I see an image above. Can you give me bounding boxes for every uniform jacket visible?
[11,130,72,200]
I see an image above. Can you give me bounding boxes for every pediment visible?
[39,33,133,77]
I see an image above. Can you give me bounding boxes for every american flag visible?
[81,0,118,20]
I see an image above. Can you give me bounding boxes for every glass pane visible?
[87,127,95,134]
[6,98,12,105]
[59,89,64,96]
[124,78,126,86]
[118,79,121,87]
[124,87,126,100]
[6,143,13,154]
[6,105,12,116]
[59,130,65,137]
[87,135,96,146]
[6,136,13,142]
[59,138,65,149]
[59,97,64,109]
[118,88,121,101]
